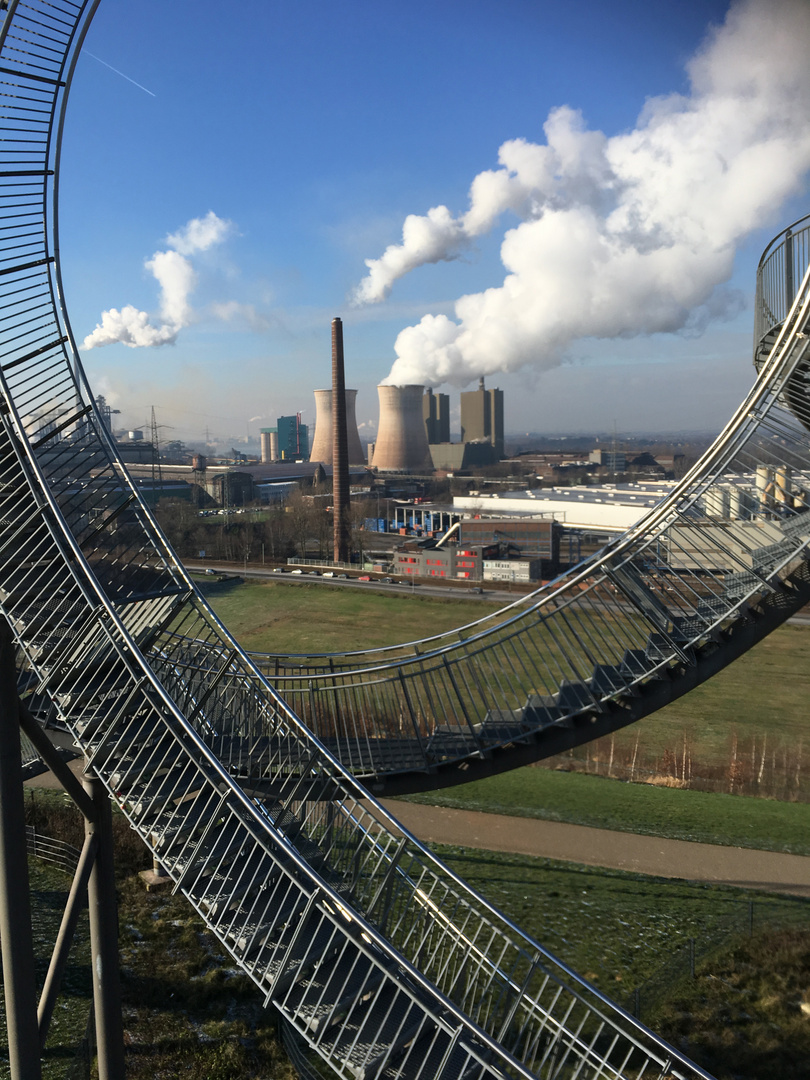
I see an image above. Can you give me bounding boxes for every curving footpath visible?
[379,802,810,899]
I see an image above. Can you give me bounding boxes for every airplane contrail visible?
[85,50,156,97]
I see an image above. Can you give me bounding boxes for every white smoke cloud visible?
[209,300,272,332]
[82,211,234,350]
[165,210,232,256]
[354,0,810,388]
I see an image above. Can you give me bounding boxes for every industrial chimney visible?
[373,384,432,472]
[309,389,365,464]
[332,318,351,563]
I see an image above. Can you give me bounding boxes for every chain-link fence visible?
[624,895,810,1021]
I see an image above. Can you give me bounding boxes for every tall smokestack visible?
[332,317,350,563]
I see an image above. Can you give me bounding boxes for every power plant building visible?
[372,384,432,473]
[423,388,450,444]
[309,388,365,465]
[277,413,309,461]
[460,377,504,459]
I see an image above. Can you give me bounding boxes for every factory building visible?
[309,388,365,465]
[277,413,309,460]
[372,384,432,472]
[428,441,498,471]
[254,480,299,503]
[589,449,627,472]
[394,544,492,580]
[453,483,676,533]
[423,388,450,444]
[460,377,504,459]
[483,559,543,584]
[393,503,459,536]
[207,471,254,507]
[459,518,560,564]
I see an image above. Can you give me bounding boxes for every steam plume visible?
[82,211,233,350]
[353,0,810,387]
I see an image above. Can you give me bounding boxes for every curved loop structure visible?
[0,4,805,1079]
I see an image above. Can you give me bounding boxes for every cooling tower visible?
[309,389,364,465]
[373,384,432,472]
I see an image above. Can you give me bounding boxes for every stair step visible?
[620,649,648,678]
[199,851,277,919]
[325,993,433,1080]
[523,694,561,727]
[590,663,631,696]
[150,789,224,853]
[231,892,308,961]
[121,762,204,817]
[109,732,179,788]
[556,680,596,712]
[294,956,386,1036]
[173,828,247,883]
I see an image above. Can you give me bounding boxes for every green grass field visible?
[599,619,810,764]
[403,767,810,854]
[200,578,503,654]
[434,844,807,995]
[202,579,810,854]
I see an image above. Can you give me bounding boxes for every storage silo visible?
[309,389,365,465]
[373,384,432,472]
[756,465,775,512]
[260,428,278,463]
[775,465,792,507]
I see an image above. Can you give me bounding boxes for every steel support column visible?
[0,623,42,1080]
[83,773,125,1080]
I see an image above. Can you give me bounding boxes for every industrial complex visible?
[108,321,802,591]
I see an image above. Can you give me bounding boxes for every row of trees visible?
[153,493,376,566]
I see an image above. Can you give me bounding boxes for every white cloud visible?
[353,0,810,388]
[82,211,234,350]
[209,300,272,332]
[165,210,233,256]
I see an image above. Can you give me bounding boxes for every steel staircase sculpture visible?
[0,3,807,1079]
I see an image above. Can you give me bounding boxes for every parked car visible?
[337,573,348,579]
[291,568,303,574]
[358,575,371,581]
[205,568,216,575]
[323,571,334,578]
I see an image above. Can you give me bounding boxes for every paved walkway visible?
[26,762,810,898]
[380,800,810,899]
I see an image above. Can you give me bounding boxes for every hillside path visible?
[27,760,809,897]
[380,800,810,898]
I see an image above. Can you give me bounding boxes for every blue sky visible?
[58,0,810,445]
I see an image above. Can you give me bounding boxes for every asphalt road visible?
[188,561,527,604]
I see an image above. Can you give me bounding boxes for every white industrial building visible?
[453,482,677,533]
[454,469,810,539]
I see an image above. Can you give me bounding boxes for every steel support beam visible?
[83,773,125,1080]
[37,831,98,1046]
[0,622,42,1080]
